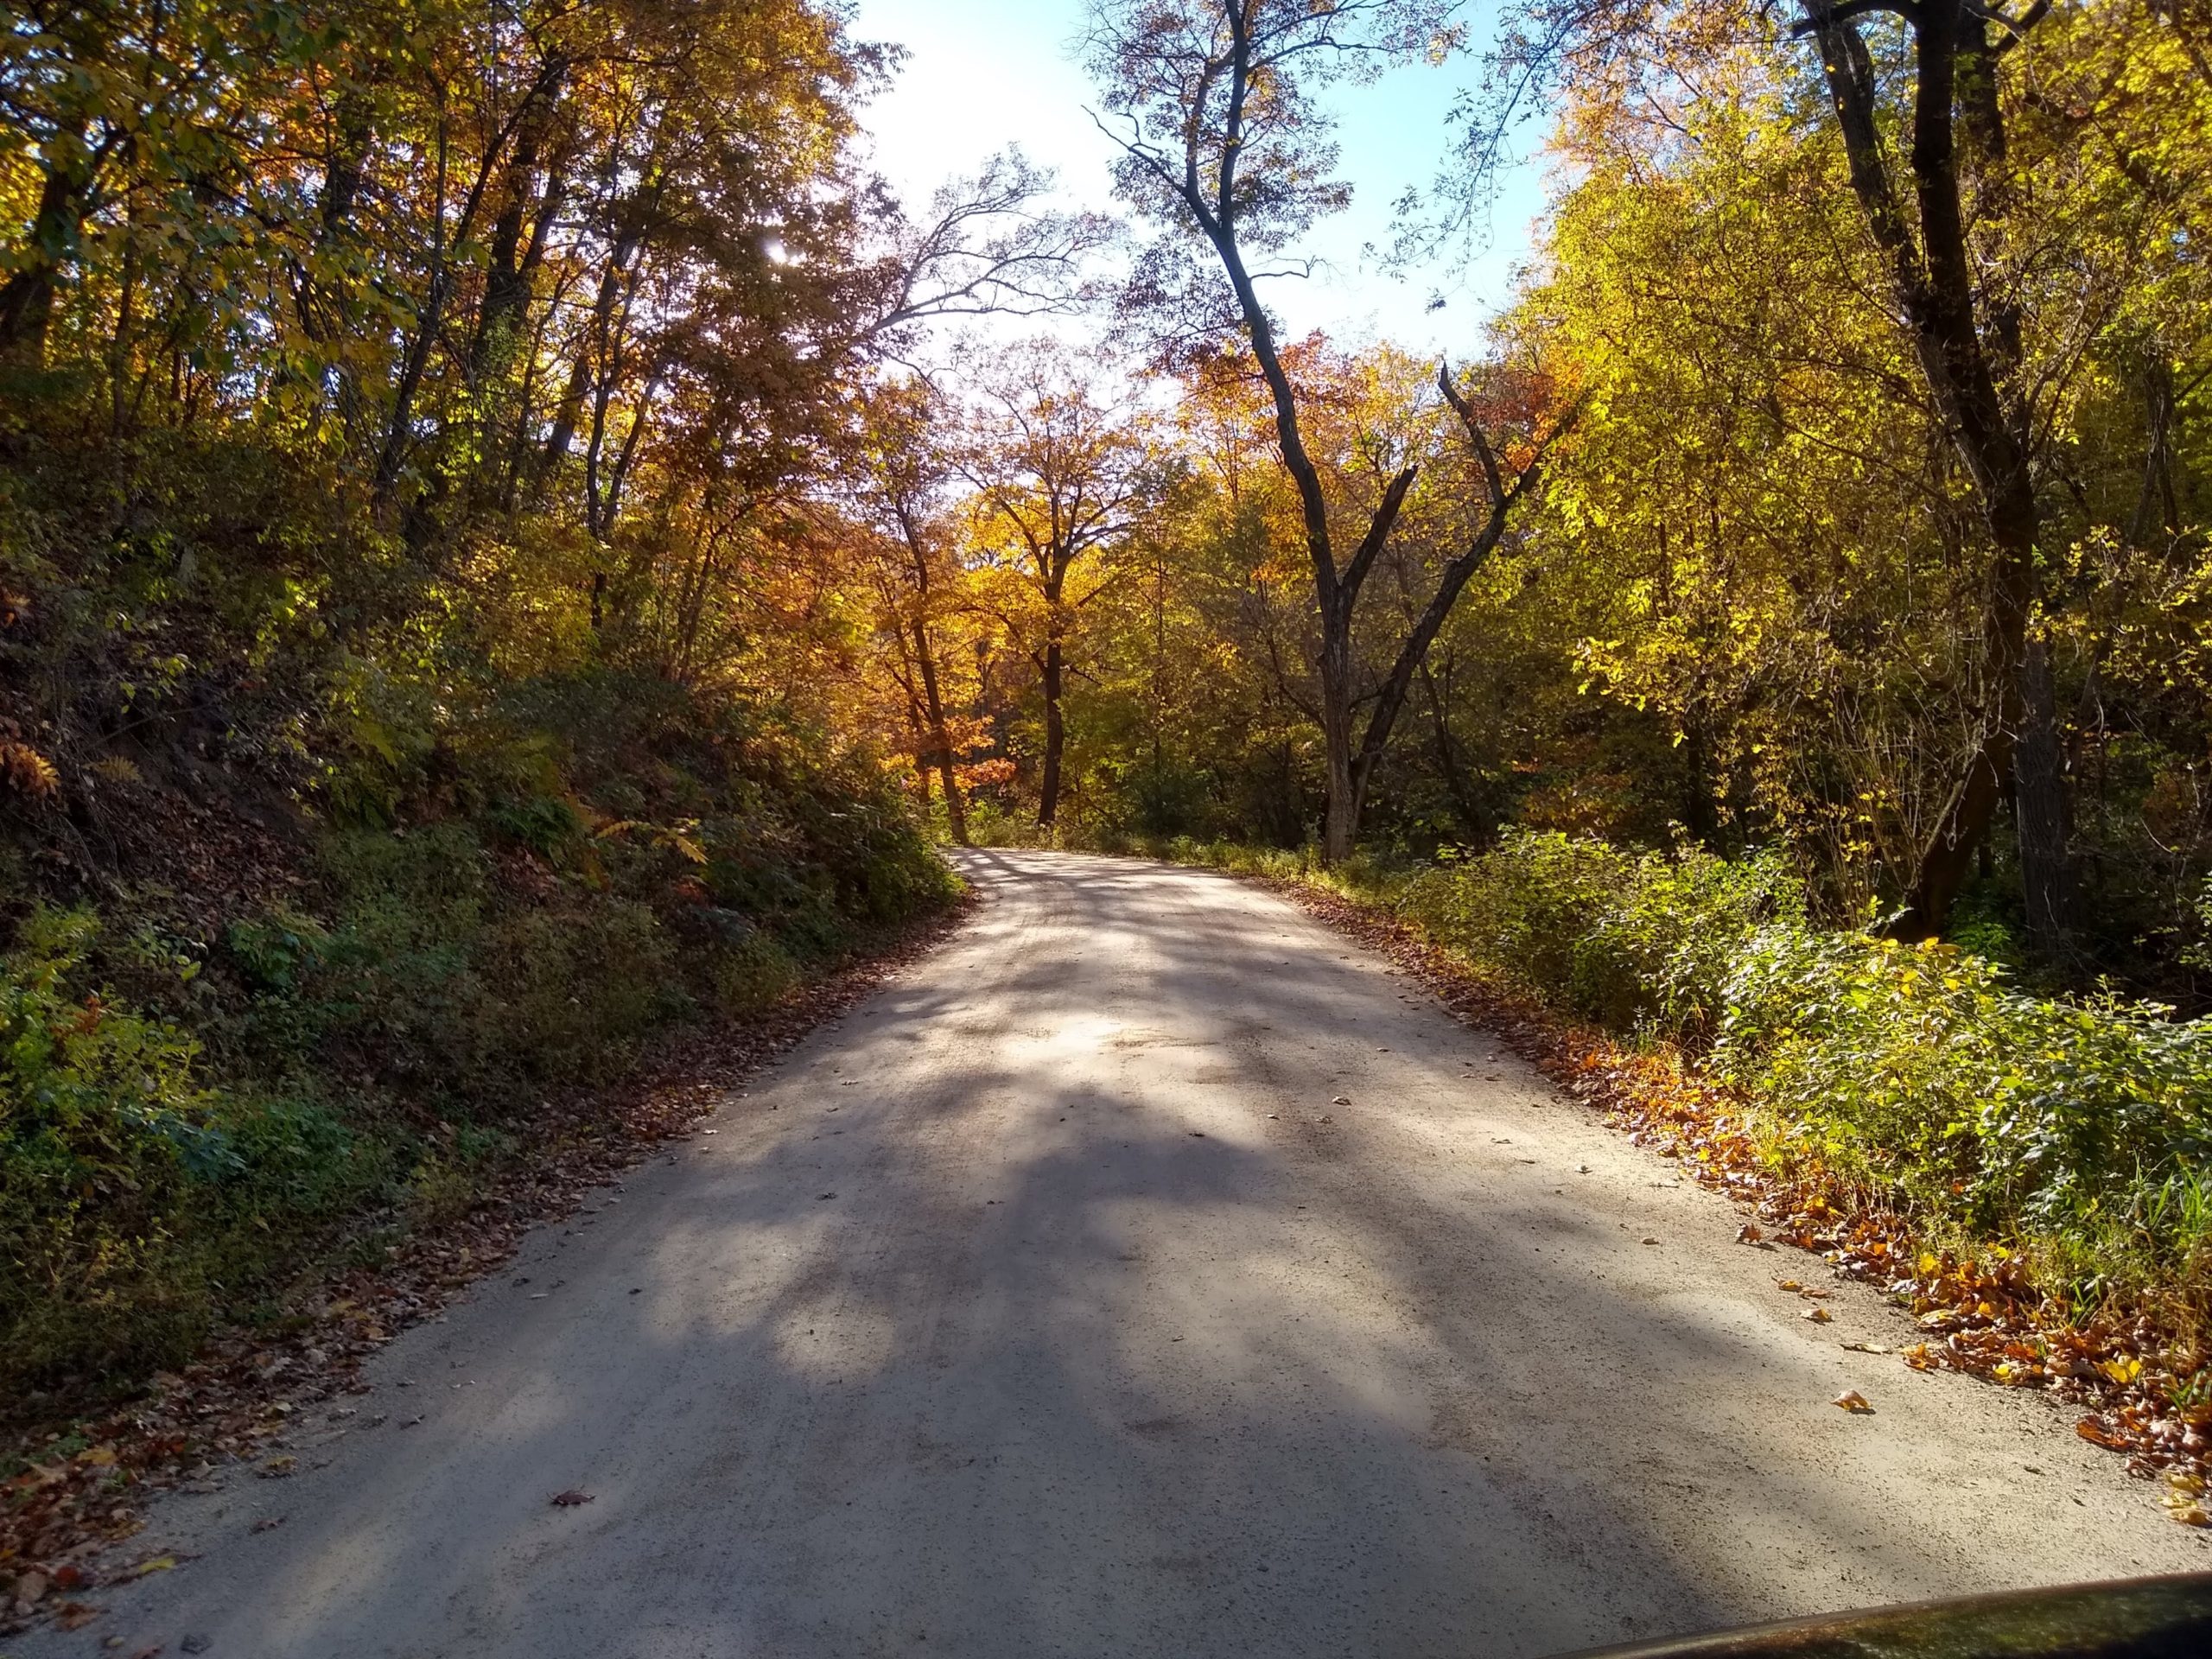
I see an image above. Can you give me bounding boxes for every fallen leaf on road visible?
[1832,1389,1873,1413]
[550,1490,594,1507]
[1842,1341,1891,1355]
[258,1456,296,1478]
[1641,1236,1660,1245]
[1803,1306,1833,1324]
[252,1515,286,1533]
[2161,1480,2209,1526]
[817,1192,836,1200]
[1331,1096,1351,1105]
[1777,1280,1802,1292]
[56,1600,104,1630]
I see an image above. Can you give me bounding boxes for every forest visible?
[3,0,2210,1413]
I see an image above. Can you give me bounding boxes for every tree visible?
[1082,0,1576,861]
[960,342,1154,829]
[849,379,978,843]
[1467,0,2109,945]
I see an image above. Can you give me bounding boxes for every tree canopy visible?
[5,0,2211,1007]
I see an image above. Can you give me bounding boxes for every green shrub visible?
[471,899,682,1090]
[1399,830,1802,1039]
[2,906,219,1384]
[708,928,801,1016]
[1713,928,2212,1291]
[1392,830,2212,1302]
[2,910,401,1392]
[2,667,957,1401]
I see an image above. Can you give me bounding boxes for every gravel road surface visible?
[27,850,2206,1658]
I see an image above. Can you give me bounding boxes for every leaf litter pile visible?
[1275,878,2212,1530]
[0,893,973,1636]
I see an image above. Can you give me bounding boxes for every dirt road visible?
[30,851,2205,1658]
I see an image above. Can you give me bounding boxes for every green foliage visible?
[1,908,397,1394]
[1396,832,2212,1302]
[226,908,331,994]
[707,928,802,1017]
[1398,831,1804,1039]
[0,667,954,1399]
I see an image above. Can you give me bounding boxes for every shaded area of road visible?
[37,851,2206,1658]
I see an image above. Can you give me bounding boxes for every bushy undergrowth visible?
[1,671,955,1403]
[1394,831,2212,1312]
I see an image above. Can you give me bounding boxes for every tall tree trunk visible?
[1037,639,1066,828]
[912,620,969,844]
[0,124,105,365]
[2130,355,2183,548]
[1808,0,2072,947]
[1319,614,1357,861]
[469,60,569,387]
[1420,656,1484,838]
[2014,634,2075,952]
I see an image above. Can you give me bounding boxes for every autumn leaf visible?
[1833,1390,1873,1414]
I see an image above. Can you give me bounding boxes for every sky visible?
[847,0,1553,358]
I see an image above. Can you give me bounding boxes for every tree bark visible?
[1807,0,2072,947]
[912,618,969,843]
[1037,638,1066,828]
[2014,634,2075,953]
[1420,657,1484,838]
[1319,623,1358,861]
[0,124,106,365]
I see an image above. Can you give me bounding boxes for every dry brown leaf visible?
[1833,1390,1873,1414]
